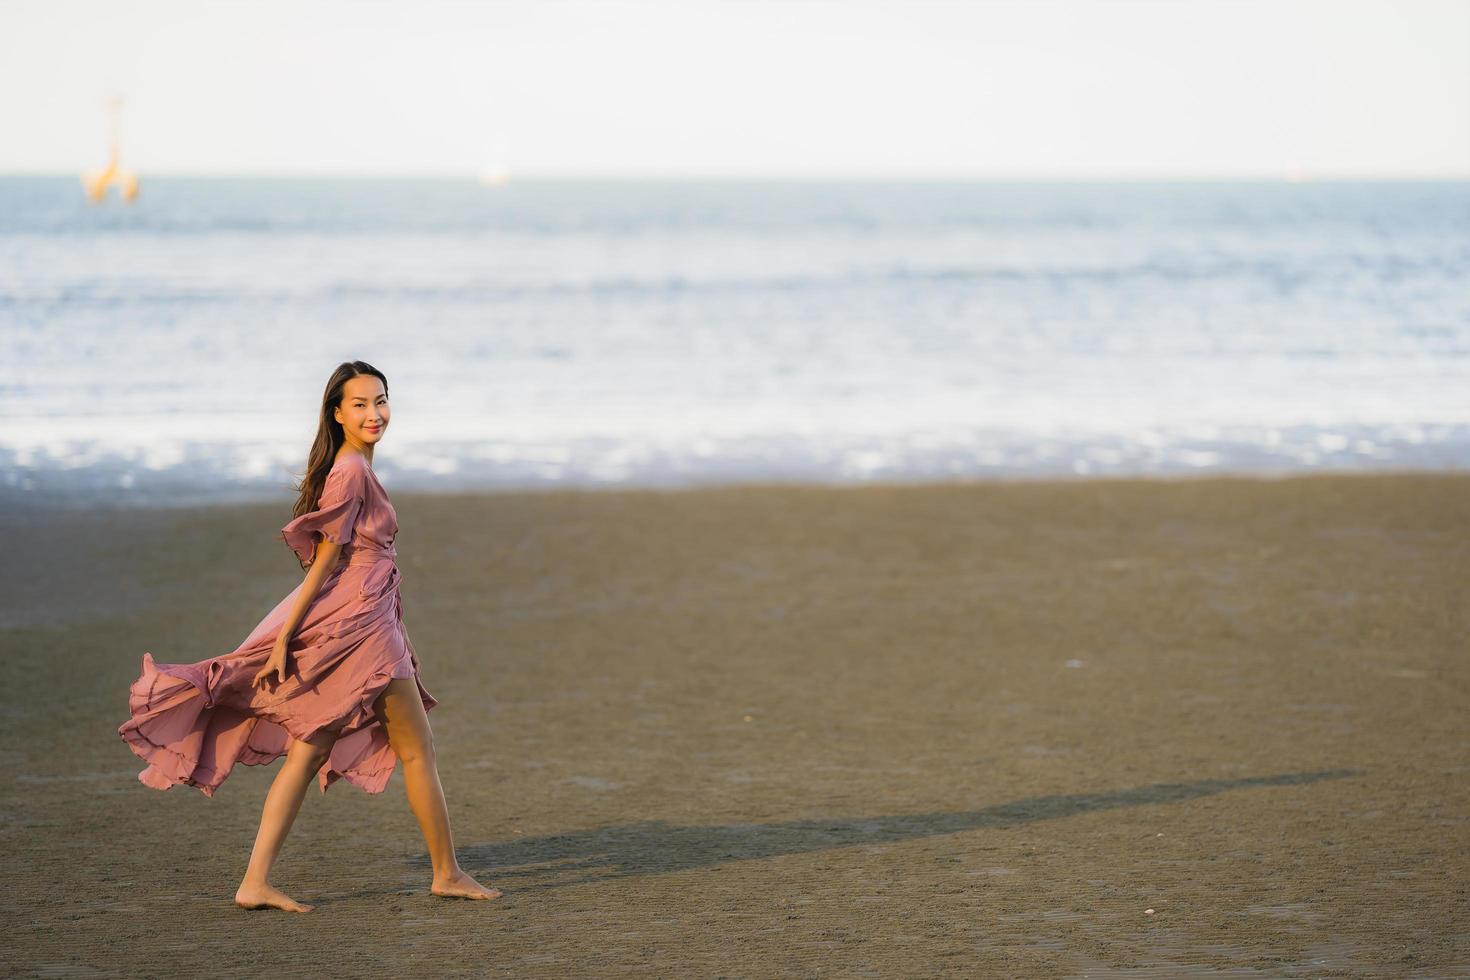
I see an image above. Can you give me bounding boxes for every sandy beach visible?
[2,471,1466,977]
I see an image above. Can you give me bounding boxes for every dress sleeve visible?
[280,465,365,566]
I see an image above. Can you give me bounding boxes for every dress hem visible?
[118,646,435,799]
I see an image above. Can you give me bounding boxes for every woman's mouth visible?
[365,425,382,432]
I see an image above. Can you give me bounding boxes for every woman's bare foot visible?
[431,868,503,901]
[234,881,314,912]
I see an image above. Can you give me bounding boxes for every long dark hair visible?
[289,360,389,519]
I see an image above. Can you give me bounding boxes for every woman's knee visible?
[375,678,436,765]
[287,732,336,772]
[393,729,435,766]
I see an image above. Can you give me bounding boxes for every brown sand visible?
[1,472,1467,977]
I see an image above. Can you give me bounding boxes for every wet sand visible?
[2,472,1467,977]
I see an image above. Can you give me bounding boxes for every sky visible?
[1,0,1467,179]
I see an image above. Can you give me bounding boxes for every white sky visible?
[2,0,1466,178]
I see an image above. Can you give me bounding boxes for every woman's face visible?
[334,375,390,447]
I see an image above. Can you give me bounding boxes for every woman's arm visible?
[252,537,344,689]
[277,538,345,643]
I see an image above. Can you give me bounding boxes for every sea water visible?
[1,176,1466,507]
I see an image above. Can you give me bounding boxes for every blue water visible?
[2,176,1467,507]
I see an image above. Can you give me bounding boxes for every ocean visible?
[2,175,1467,507]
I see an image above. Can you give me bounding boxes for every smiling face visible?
[333,374,390,449]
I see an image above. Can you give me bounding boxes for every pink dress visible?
[117,451,437,797]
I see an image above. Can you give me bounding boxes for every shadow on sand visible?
[372,768,1359,897]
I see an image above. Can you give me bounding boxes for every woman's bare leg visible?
[374,675,502,900]
[234,729,338,912]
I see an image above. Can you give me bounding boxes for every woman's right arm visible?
[278,537,345,643]
[252,537,344,689]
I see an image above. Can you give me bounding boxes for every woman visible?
[117,360,501,911]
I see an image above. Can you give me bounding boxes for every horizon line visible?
[4,168,1470,183]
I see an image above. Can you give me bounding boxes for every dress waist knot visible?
[341,545,401,603]
[345,544,397,567]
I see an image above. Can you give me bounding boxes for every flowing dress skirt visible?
[118,550,436,797]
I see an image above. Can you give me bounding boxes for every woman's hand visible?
[251,635,293,691]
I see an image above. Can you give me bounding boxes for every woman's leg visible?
[373,675,501,900]
[234,729,338,912]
